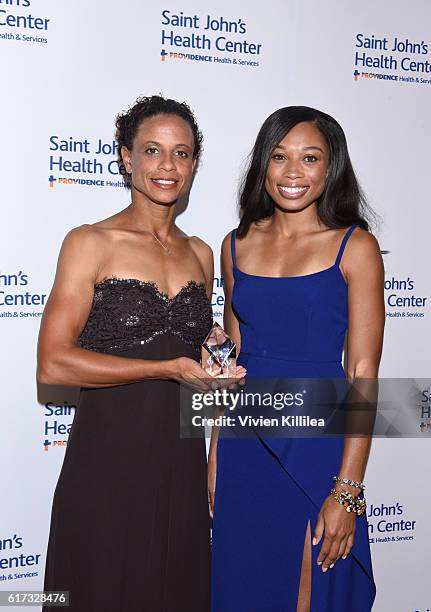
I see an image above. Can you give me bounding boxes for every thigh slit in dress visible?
[211,226,376,612]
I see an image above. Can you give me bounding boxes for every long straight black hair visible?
[237,106,376,238]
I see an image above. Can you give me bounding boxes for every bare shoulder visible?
[221,230,234,253]
[221,223,263,261]
[189,235,214,261]
[342,227,383,281]
[57,224,106,281]
[346,227,382,260]
[62,224,104,251]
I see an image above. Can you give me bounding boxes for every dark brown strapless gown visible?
[43,278,213,612]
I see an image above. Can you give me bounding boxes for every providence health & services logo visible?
[0,0,51,45]
[352,32,431,86]
[47,134,126,190]
[42,400,75,451]
[159,9,262,68]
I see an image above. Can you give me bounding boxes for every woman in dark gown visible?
[37,95,245,611]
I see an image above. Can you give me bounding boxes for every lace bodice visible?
[77,278,213,353]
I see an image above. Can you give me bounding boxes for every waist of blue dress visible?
[239,349,342,363]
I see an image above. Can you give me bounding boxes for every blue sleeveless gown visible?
[211,225,376,611]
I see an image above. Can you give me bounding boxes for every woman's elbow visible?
[37,358,58,385]
[37,351,68,385]
[346,359,380,380]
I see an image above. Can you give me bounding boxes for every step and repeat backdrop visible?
[1,1,430,610]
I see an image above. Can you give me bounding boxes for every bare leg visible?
[296,520,312,612]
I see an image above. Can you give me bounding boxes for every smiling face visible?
[121,113,196,206]
[265,121,330,212]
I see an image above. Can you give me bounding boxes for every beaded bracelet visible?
[333,475,365,491]
[330,487,367,516]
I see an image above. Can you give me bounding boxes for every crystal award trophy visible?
[202,322,237,378]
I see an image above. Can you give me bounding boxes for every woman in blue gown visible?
[210,107,385,611]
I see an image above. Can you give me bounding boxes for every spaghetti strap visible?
[335,224,359,267]
[230,229,237,267]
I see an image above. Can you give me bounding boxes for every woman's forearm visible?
[37,345,179,388]
[337,368,379,492]
[337,437,371,484]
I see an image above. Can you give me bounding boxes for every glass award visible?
[202,322,237,378]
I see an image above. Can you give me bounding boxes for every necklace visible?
[149,231,171,255]
[126,207,172,255]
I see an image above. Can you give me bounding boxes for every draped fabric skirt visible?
[211,352,375,612]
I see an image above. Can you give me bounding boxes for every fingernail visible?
[317,561,322,566]
[312,537,317,545]
[342,555,347,559]
[329,563,334,569]
[322,567,328,573]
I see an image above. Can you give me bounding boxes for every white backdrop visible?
[1,1,430,610]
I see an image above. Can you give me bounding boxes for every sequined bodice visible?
[78,278,213,354]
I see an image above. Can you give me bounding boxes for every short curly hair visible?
[115,95,203,189]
